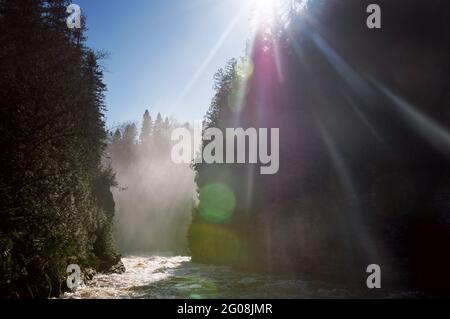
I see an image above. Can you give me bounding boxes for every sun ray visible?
[170,2,253,112]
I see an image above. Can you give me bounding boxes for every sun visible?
[252,0,308,26]
[257,0,276,12]
[254,0,277,21]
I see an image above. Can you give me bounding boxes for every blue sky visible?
[76,0,253,128]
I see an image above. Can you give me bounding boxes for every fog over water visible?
[107,118,197,254]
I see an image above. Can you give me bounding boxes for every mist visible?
[107,113,197,254]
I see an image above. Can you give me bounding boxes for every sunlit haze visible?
[3,0,450,301]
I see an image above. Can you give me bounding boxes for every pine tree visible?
[154,113,163,133]
[140,110,153,145]
[123,124,137,147]
[191,0,450,294]
[113,129,122,144]
[153,112,164,143]
[164,117,170,131]
[0,0,121,298]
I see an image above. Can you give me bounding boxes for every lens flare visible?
[252,0,308,26]
[254,0,277,25]
[258,0,275,14]
[188,223,241,265]
[198,183,236,223]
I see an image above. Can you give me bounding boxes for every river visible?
[62,253,377,299]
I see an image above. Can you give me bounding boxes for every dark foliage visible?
[191,0,450,295]
[0,0,120,298]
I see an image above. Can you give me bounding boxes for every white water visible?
[63,254,359,299]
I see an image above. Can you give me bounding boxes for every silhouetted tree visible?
[140,110,153,145]
[190,0,450,295]
[0,0,121,298]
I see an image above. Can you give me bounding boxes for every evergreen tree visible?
[164,117,170,131]
[190,0,450,294]
[123,124,137,147]
[0,0,122,298]
[140,110,153,145]
[153,113,165,149]
[153,113,164,136]
[113,129,122,144]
